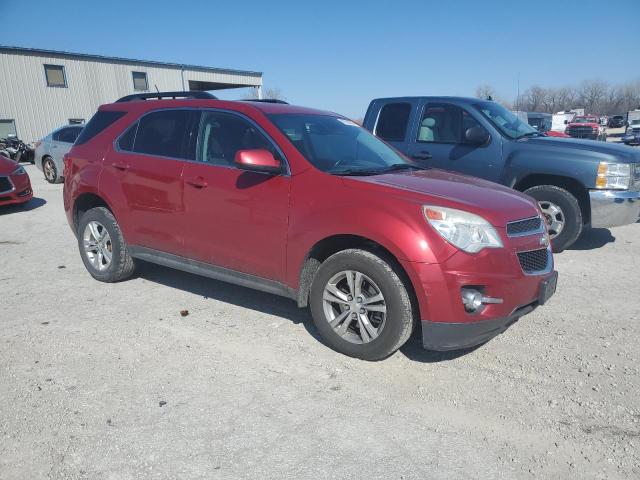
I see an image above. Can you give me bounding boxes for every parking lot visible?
[0,165,638,479]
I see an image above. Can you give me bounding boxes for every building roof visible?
[0,45,262,78]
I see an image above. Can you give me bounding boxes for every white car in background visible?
[34,125,83,183]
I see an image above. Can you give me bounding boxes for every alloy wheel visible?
[322,270,386,344]
[83,221,113,271]
[539,200,565,239]
[44,159,56,181]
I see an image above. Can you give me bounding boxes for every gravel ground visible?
[1,164,639,480]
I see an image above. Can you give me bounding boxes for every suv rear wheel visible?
[77,207,135,282]
[309,249,414,361]
[524,185,583,252]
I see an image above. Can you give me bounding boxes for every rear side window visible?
[375,102,411,142]
[117,122,138,151]
[75,111,126,145]
[133,110,195,159]
[54,126,82,143]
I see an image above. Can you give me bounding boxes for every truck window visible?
[375,103,411,142]
[418,104,481,144]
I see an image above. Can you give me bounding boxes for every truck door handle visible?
[186,176,208,189]
[411,151,432,160]
[111,161,129,171]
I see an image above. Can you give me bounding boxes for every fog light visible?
[461,289,483,312]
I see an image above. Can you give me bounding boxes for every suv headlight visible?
[596,162,630,190]
[423,206,503,253]
[11,165,26,176]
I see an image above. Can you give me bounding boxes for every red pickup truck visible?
[565,116,605,141]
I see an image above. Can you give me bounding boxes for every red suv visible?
[64,92,557,360]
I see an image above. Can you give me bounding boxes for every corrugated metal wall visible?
[0,50,262,141]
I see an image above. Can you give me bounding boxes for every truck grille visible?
[567,126,596,138]
[0,176,13,194]
[506,216,543,237]
[517,248,550,274]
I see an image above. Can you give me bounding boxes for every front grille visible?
[567,126,596,138]
[0,176,13,194]
[507,216,543,237]
[517,248,550,274]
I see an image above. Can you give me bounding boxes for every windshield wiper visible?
[516,131,541,139]
[329,163,426,176]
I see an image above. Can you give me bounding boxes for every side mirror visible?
[464,126,490,145]
[234,149,282,174]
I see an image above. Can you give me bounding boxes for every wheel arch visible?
[296,234,419,318]
[514,173,590,224]
[73,192,116,231]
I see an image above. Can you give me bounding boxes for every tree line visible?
[476,79,640,115]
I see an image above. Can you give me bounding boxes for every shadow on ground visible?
[568,228,615,251]
[0,197,46,215]
[136,261,478,364]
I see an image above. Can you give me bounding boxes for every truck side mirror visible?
[465,126,490,146]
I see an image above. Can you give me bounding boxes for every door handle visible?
[111,161,129,171]
[186,177,208,189]
[411,151,432,160]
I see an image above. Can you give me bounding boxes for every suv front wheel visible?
[77,207,136,282]
[309,249,414,361]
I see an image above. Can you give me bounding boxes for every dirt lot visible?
[1,165,639,480]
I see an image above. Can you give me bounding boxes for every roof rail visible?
[241,99,289,104]
[115,91,218,103]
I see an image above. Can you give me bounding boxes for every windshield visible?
[473,101,538,139]
[268,114,415,174]
[630,120,640,125]
[573,117,597,123]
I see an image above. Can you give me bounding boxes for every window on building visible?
[375,103,411,142]
[44,64,67,87]
[132,71,148,91]
[133,110,194,159]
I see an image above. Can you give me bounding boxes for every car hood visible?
[0,154,19,174]
[567,122,599,128]
[341,169,538,227]
[521,136,640,162]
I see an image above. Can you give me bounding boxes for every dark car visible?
[607,115,626,129]
[363,97,640,252]
[63,92,557,361]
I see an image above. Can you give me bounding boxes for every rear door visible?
[369,100,419,154]
[181,109,290,281]
[106,109,198,254]
[405,101,503,182]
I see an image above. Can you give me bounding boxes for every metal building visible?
[0,46,263,142]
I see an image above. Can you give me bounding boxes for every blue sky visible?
[1,0,638,118]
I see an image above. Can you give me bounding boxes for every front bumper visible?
[0,174,33,206]
[589,189,640,228]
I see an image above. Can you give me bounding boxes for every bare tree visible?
[243,86,286,101]
[578,80,608,113]
[475,85,496,100]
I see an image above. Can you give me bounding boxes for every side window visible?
[197,111,277,166]
[375,103,411,142]
[118,122,138,151]
[133,110,194,159]
[418,104,482,144]
[52,129,65,142]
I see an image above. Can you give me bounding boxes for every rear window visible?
[75,111,126,145]
[375,102,411,142]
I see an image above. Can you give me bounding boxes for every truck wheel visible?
[77,207,136,282]
[524,185,583,252]
[309,249,414,361]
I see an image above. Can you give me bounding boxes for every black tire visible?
[309,249,414,361]
[77,207,135,282]
[42,157,62,184]
[524,185,583,252]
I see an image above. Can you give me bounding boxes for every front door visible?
[405,102,503,183]
[181,110,290,282]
